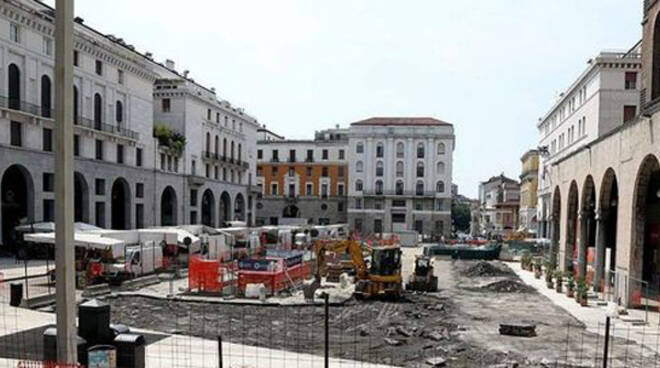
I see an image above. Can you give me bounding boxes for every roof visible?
[481,174,518,185]
[350,117,452,127]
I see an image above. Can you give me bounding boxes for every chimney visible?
[211,87,216,93]
[335,124,339,129]
[183,70,190,78]
[145,52,153,59]
[165,59,175,70]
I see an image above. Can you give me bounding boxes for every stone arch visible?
[219,191,231,225]
[1,164,34,245]
[74,172,89,223]
[631,154,660,289]
[235,193,246,221]
[577,175,596,278]
[565,180,579,273]
[595,168,619,292]
[8,63,20,110]
[111,178,131,230]
[201,189,215,227]
[160,186,177,226]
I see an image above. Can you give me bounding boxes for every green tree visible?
[452,202,471,232]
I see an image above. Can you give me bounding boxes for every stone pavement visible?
[510,261,660,355]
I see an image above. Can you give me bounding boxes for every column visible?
[577,210,588,278]
[548,214,557,269]
[593,208,607,292]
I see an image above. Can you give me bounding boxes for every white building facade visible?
[347,117,454,238]
[537,48,641,239]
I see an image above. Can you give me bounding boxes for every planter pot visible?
[580,297,588,307]
[555,284,562,293]
[534,271,541,279]
[567,289,574,298]
[546,282,554,289]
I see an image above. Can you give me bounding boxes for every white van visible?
[107,241,163,281]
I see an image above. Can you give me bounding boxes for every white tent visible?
[24,232,126,258]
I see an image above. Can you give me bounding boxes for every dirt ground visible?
[104,249,656,367]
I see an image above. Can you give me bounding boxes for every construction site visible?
[1,224,660,367]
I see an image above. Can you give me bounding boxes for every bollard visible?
[218,335,223,368]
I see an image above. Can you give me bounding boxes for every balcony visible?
[202,151,221,161]
[75,116,140,140]
[361,190,439,197]
[0,96,41,116]
[203,152,249,170]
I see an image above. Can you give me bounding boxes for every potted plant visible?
[577,277,588,306]
[533,257,542,279]
[544,260,554,289]
[521,251,532,271]
[554,270,563,293]
[566,275,575,298]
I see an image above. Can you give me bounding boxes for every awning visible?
[24,232,126,258]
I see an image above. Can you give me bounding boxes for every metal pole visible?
[24,257,28,299]
[603,316,611,368]
[218,335,223,368]
[323,292,329,368]
[54,0,76,363]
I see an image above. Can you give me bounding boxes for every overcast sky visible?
[48,0,641,197]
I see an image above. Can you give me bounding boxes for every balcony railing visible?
[202,152,249,170]
[361,190,440,197]
[0,96,41,116]
[75,116,139,140]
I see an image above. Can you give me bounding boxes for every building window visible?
[625,72,637,90]
[396,161,404,177]
[95,60,103,76]
[289,149,296,162]
[338,149,345,160]
[306,183,313,196]
[190,211,197,224]
[396,142,404,158]
[42,128,53,152]
[322,149,329,160]
[338,183,344,196]
[354,218,362,232]
[306,150,314,162]
[338,202,344,212]
[356,161,364,173]
[43,36,53,56]
[272,150,279,162]
[95,179,105,196]
[74,135,80,156]
[257,167,263,176]
[136,204,144,229]
[306,167,313,177]
[207,109,211,121]
[10,22,20,43]
[192,160,196,175]
[10,121,21,147]
[95,140,104,160]
[257,149,263,159]
[43,200,54,222]
[376,161,383,177]
[374,219,383,233]
[322,167,328,177]
[136,183,144,198]
[395,180,404,195]
[73,50,79,67]
[190,189,198,206]
[116,144,124,164]
[437,143,445,154]
[416,161,424,177]
[416,181,424,196]
[436,181,445,193]
[94,93,103,128]
[436,162,445,174]
[41,75,52,118]
[417,142,425,158]
[271,183,278,196]
[43,173,54,192]
[356,142,364,153]
[116,101,123,124]
[624,105,637,123]
[355,198,363,209]
[288,184,296,198]
[205,164,210,178]
[136,148,143,167]
[162,98,171,112]
[338,167,345,177]
[118,69,124,85]
[321,184,328,198]
[375,180,383,195]
[376,143,384,158]
[289,167,295,177]
[95,202,105,228]
[355,180,363,192]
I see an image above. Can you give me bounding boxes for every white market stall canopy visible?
[24,232,126,258]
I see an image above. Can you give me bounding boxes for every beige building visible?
[519,149,539,234]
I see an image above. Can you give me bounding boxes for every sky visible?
[45,0,642,198]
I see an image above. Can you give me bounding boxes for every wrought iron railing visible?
[74,116,139,140]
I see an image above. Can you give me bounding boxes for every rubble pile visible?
[463,261,515,278]
[479,280,535,293]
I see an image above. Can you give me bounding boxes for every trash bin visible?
[43,327,88,365]
[9,283,22,306]
[114,333,145,368]
[109,323,130,338]
[88,344,117,368]
[79,299,112,345]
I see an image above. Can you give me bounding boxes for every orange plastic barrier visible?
[237,261,312,295]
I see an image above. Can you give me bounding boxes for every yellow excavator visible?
[313,240,403,299]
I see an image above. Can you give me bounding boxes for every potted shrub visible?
[521,251,532,271]
[554,270,563,293]
[533,257,542,279]
[577,277,588,306]
[566,275,575,298]
[544,260,554,289]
